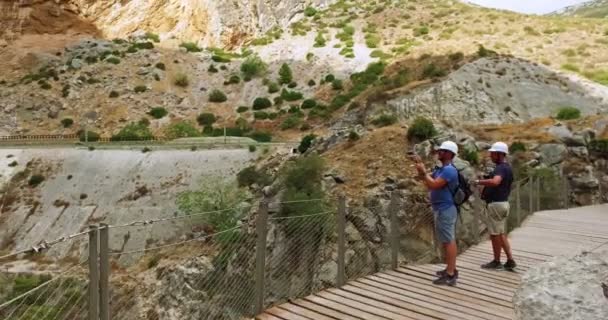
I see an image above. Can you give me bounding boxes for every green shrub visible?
[39,81,52,89]
[280,89,303,101]
[61,118,74,128]
[237,166,271,187]
[247,145,257,153]
[278,63,293,85]
[348,131,360,141]
[331,79,343,90]
[139,117,151,126]
[165,121,201,139]
[254,111,269,120]
[180,42,202,52]
[241,55,267,78]
[314,33,327,47]
[280,115,302,130]
[298,134,317,153]
[249,131,272,142]
[109,90,119,98]
[478,45,496,57]
[301,99,317,109]
[414,26,429,36]
[106,57,121,64]
[510,141,526,153]
[304,6,317,17]
[273,96,284,106]
[202,125,213,136]
[208,65,219,73]
[422,63,447,78]
[28,174,45,187]
[371,114,397,127]
[133,42,154,50]
[225,75,240,85]
[134,85,147,93]
[237,106,249,113]
[174,73,189,87]
[268,112,279,120]
[561,63,580,72]
[145,32,160,43]
[461,148,479,165]
[287,81,297,88]
[197,113,217,126]
[209,89,228,102]
[212,54,231,63]
[155,62,166,70]
[589,139,608,154]
[449,52,464,62]
[148,107,168,119]
[267,82,280,93]
[111,122,153,141]
[253,97,272,110]
[365,33,381,48]
[556,107,581,120]
[308,79,316,86]
[407,117,437,141]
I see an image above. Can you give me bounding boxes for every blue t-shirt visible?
[430,164,459,211]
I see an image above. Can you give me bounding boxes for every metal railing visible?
[0,172,599,319]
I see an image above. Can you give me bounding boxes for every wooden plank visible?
[512,230,606,245]
[257,313,286,320]
[290,299,360,320]
[346,281,492,320]
[416,264,520,290]
[466,247,550,263]
[266,306,311,320]
[360,276,514,319]
[521,225,608,240]
[315,291,407,320]
[448,261,522,284]
[383,271,513,308]
[278,303,334,320]
[459,253,535,269]
[457,255,531,273]
[304,295,387,320]
[405,265,518,294]
[397,267,513,303]
[327,288,437,320]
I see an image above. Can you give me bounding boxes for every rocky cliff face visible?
[0,0,335,47]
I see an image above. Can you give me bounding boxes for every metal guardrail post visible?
[254,197,269,315]
[389,192,400,270]
[536,177,541,212]
[529,176,534,214]
[99,224,110,320]
[88,225,99,320]
[472,188,481,243]
[337,195,347,287]
[564,178,570,209]
[515,181,521,227]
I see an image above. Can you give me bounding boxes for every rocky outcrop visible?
[1,0,335,47]
[386,57,608,124]
[514,250,608,320]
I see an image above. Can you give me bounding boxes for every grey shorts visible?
[433,206,458,244]
[484,202,510,235]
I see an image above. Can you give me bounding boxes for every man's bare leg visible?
[500,234,513,260]
[445,241,457,275]
[490,235,502,261]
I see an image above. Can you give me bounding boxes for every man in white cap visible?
[475,142,516,271]
[414,141,460,286]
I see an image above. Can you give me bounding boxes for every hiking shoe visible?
[481,260,503,269]
[436,269,459,278]
[433,273,457,286]
[503,259,517,271]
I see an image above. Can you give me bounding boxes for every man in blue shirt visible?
[414,141,459,286]
[475,142,516,271]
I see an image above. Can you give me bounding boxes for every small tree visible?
[301,99,317,109]
[556,107,581,120]
[407,117,437,141]
[278,63,293,85]
[298,134,317,153]
[197,113,217,126]
[61,118,74,128]
[148,107,168,119]
[209,89,228,102]
[253,97,272,110]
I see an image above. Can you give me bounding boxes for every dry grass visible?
[465,118,558,144]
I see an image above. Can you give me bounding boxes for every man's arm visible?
[476,167,504,187]
[421,174,448,190]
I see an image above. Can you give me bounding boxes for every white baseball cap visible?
[437,141,459,155]
[488,142,509,154]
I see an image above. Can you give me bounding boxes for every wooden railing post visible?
[88,225,99,320]
[336,195,346,287]
[254,196,269,315]
[389,192,400,270]
[536,177,541,212]
[472,188,482,243]
[529,176,534,214]
[515,181,521,227]
[99,224,110,320]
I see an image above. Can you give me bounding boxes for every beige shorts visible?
[484,202,510,235]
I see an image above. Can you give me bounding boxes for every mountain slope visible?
[556,0,608,18]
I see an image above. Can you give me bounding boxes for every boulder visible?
[538,144,567,166]
[570,166,599,190]
[475,141,491,151]
[568,146,589,158]
[514,251,608,320]
[547,123,572,141]
[70,58,84,70]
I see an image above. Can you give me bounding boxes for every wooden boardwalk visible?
[257,204,608,320]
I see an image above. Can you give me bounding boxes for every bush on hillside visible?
[208,65,219,73]
[174,73,189,87]
[155,62,166,70]
[280,89,303,101]
[267,82,280,94]
[413,26,429,37]
[556,107,581,120]
[209,89,228,102]
[148,107,168,119]
[308,79,316,86]
[109,91,119,98]
[589,139,608,154]
[197,113,217,126]
[278,63,293,85]
[287,82,298,88]
[461,148,479,165]
[61,118,74,128]
[28,175,45,187]
[225,75,240,85]
[241,55,267,78]
[79,130,100,142]
[180,42,202,52]
[304,6,317,17]
[237,106,249,113]
[248,131,272,142]
[301,99,317,109]
[348,131,360,141]
[254,111,269,120]
[332,79,344,90]
[237,166,272,187]
[407,117,437,141]
[280,115,302,130]
[253,97,272,110]
[134,85,147,93]
[422,63,447,78]
[371,114,397,127]
[164,122,201,139]
[298,134,317,153]
[510,141,526,153]
[111,122,153,141]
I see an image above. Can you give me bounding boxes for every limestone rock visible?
[568,146,589,158]
[514,251,608,320]
[570,166,600,190]
[538,144,567,166]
